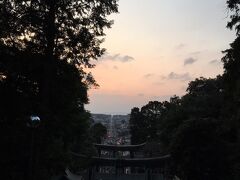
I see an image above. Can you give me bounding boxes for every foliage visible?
[0,0,118,66]
[90,122,107,143]
[171,118,230,180]
[0,46,92,179]
[222,1,240,178]
[227,0,240,35]
[0,0,118,179]
[222,37,240,117]
[129,76,234,179]
[129,107,147,144]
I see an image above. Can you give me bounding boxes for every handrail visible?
[93,142,146,151]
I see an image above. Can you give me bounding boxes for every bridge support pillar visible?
[130,151,134,158]
[88,167,92,180]
[97,149,101,157]
[113,150,116,158]
[145,168,152,180]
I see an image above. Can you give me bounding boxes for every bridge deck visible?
[71,152,171,167]
[94,142,146,151]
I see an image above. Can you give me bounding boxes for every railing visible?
[66,170,166,180]
[95,173,146,180]
[152,174,165,180]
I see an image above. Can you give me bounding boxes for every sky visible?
[86,0,236,115]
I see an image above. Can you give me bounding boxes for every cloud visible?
[143,73,155,78]
[121,55,134,62]
[160,75,167,80]
[153,82,165,86]
[176,43,186,49]
[100,53,134,63]
[150,95,172,101]
[113,65,118,70]
[184,57,197,66]
[159,72,192,82]
[209,59,221,64]
[181,85,188,91]
[137,93,145,97]
[190,51,202,55]
[167,72,192,81]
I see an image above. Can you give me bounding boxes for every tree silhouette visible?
[90,123,107,144]
[171,118,230,180]
[129,107,147,144]
[220,1,240,178]
[0,1,118,179]
[0,0,118,66]
[0,47,92,179]
[129,77,232,179]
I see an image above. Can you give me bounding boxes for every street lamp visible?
[29,115,41,128]
[28,115,40,180]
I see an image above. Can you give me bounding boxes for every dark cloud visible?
[144,73,155,78]
[209,59,221,64]
[167,72,192,81]
[184,57,197,66]
[176,43,186,49]
[100,53,134,63]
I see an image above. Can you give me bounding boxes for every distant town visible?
[91,114,130,145]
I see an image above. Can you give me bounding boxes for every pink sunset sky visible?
[86,0,235,114]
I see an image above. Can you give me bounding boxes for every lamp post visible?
[28,115,41,180]
[29,116,41,128]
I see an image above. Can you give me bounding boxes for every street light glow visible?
[30,115,40,122]
[28,115,41,128]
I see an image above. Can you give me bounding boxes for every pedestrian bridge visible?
[67,143,172,180]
